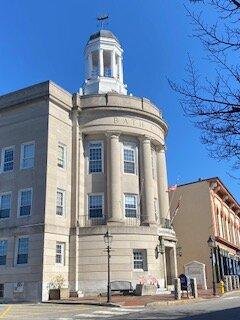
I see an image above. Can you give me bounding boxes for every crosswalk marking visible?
[93,310,129,315]
[74,315,109,318]
[72,307,143,319]
[109,307,143,312]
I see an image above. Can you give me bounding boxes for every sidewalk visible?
[48,289,219,308]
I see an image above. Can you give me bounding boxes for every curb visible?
[222,289,240,297]
[42,301,121,308]
[146,297,204,307]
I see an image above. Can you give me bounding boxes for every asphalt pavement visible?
[115,293,240,320]
[0,292,239,319]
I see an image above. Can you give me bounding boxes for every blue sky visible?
[0,0,239,200]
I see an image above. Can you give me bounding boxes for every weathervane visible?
[97,14,109,29]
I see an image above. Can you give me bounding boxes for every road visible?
[0,293,239,319]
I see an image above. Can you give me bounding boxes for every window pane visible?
[123,145,136,174]
[56,190,64,215]
[89,142,102,173]
[23,144,34,158]
[20,206,31,216]
[3,149,13,172]
[0,240,7,266]
[22,143,34,169]
[19,190,32,216]
[0,284,4,298]
[17,238,29,264]
[125,195,137,217]
[56,243,64,264]
[124,149,134,162]
[0,194,11,218]
[21,190,31,206]
[89,195,103,218]
[58,145,65,168]
[133,251,143,269]
[124,162,135,174]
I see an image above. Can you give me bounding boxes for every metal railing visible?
[79,216,173,228]
[82,216,106,227]
[80,215,141,227]
[104,67,112,77]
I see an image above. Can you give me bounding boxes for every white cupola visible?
[82,30,127,95]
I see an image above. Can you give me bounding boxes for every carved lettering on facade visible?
[113,117,161,136]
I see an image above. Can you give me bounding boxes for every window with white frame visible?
[123,143,136,174]
[133,249,147,271]
[57,144,66,169]
[88,194,103,218]
[18,189,32,217]
[0,193,11,219]
[124,194,138,218]
[20,142,35,169]
[56,242,65,265]
[0,240,7,266]
[1,147,14,172]
[88,141,103,173]
[16,237,29,265]
[56,189,65,216]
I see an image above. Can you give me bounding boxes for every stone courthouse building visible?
[0,29,177,301]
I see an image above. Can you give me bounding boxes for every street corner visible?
[0,305,12,319]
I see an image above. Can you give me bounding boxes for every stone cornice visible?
[0,80,73,112]
[80,93,162,117]
[80,106,168,134]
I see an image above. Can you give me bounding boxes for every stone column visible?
[99,49,104,77]
[141,136,155,225]
[236,275,240,289]
[106,132,122,223]
[111,50,116,78]
[87,53,92,79]
[228,276,233,291]
[224,276,229,292]
[118,55,123,82]
[156,145,170,220]
[171,246,178,279]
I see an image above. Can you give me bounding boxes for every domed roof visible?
[88,29,119,43]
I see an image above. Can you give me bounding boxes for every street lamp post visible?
[207,236,217,296]
[104,230,113,303]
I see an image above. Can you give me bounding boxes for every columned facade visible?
[0,28,177,302]
[75,89,177,294]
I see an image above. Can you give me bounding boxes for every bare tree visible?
[169,0,240,167]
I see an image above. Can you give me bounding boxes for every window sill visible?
[88,172,104,175]
[15,264,29,268]
[0,170,13,174]
[20,167,34,170]
[17,215,31,219]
